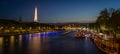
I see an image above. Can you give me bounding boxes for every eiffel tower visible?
[34,6,38,22]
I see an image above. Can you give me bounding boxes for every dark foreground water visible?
[0,31,105,54]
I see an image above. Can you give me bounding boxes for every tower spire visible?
[34,6,38,22]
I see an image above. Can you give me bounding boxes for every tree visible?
[95,8,120,33]
[96,8,109,31]
[109,9,120,33]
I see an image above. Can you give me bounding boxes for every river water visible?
[0,31,105,54]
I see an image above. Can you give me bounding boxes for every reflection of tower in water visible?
[28,34,41,54]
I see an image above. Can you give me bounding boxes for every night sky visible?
[0,0,120,23]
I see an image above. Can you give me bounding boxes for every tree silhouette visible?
[95,8,120,33]
[96,8,109,31]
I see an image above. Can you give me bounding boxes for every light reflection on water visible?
[19,35,22,49]
[10,36,14,52]
[0,31,105,54]
[0,37,3,54]
[28,34,41,54]
[0,31,63,54]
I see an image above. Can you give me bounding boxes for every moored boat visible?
[75,32,85,38]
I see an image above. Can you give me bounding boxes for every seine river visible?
[0,31,105,54]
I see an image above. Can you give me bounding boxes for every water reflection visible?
[10,36,14,53]
[0,31,63,54]
[0,37,3,54]
[0,31,105,54]
[28,35,41,54]
[18,35,22,49]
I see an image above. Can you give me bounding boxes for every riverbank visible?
[0,30,41,36]
[90,35,119,54]
[0,30,68,37]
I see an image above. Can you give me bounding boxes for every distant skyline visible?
[0,0,120,23]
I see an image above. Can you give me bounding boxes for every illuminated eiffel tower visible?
[34,6,38,22]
